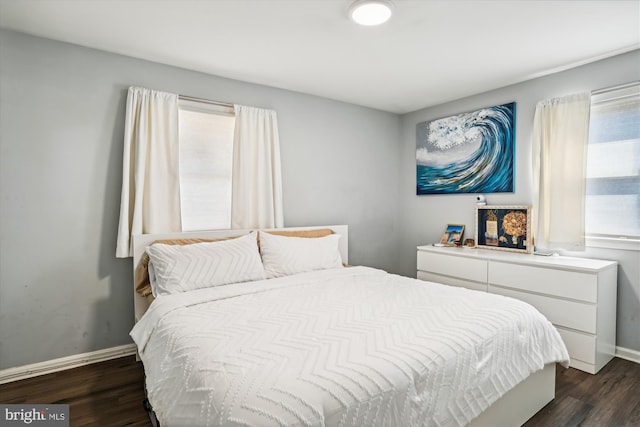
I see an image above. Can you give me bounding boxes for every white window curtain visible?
[532,93,591,250]
[115,87,181,258]
[231,105,284,229]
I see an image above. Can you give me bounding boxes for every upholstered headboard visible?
[132,225,348,322]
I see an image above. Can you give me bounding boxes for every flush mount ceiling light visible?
[349,0,393,26]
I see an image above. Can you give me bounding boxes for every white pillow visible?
[259,231,343,278]
[147,232,265,296]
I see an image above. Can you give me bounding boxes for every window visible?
[585,82,640,247]
[178,100,235,231]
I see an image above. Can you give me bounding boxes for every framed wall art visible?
[475,205,532,253]
[439,224,465,246]
[416,102,516,195]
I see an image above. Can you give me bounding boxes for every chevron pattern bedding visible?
[131,266,569,427]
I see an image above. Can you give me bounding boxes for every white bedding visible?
[131,266,569,427]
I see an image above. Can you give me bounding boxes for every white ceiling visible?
[1,0,638,113]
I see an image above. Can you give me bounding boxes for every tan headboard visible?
[132,225,348,322]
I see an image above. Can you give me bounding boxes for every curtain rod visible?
[178,94,234,108]
[592,81,639,95]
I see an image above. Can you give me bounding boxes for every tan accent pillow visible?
[144,293,156,306]
[266,229,334,238]
[135,236,239,299]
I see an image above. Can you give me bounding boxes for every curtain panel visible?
[532,92,591,250]
[116,87,181,258]
[231,105,284,229]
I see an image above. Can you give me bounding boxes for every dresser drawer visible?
[416,245,616,374]
[556,327,596,365]
[490,286,597,334]
[417,251,487,283]
[417,271,488,292]
[489,262,597,303]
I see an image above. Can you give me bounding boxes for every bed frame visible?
[131,225,556,426]
[468,363,554,426]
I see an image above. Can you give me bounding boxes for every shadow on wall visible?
[88,86,138,416]
[93,86,133,346]
[616,256,640,350]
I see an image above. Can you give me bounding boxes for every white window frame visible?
[585,235,640,251]
[177,99,235,232]
[585,82,640,252]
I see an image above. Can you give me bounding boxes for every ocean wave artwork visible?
[416,102,515,195]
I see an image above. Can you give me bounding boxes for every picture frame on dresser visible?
[440,224,465,245]
[475,205,533,253]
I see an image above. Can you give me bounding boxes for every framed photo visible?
[416,102,516,195]
[475,206,532,253]
[440,224,465,246]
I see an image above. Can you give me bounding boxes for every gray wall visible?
[0,30,401,369]
[399,50,640,352]
[1,28,638,370]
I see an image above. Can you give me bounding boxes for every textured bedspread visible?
[131,266,569,427]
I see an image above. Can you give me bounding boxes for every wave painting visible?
[416,102,515,195]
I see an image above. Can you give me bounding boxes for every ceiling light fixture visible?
[349,0,393,26]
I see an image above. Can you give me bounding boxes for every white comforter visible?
[131,266,569,427]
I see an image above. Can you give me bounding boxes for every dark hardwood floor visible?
[525,357,640,427]
[1,356,639,426]
[0,356,149,426]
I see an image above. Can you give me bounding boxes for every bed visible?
[130,225,569,427]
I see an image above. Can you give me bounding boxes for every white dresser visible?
[416,245,618,374]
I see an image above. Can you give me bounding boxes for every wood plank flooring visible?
[0,356,148,426]
[1,356,639,426]
[525,357,640,427]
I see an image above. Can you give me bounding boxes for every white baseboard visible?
[616,345,640,364]
[0,343,138,385]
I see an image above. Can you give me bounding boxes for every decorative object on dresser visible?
[439,223,465,246]
[475,205,532,253]
[416,244,617,374]
[416,102,516,195]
